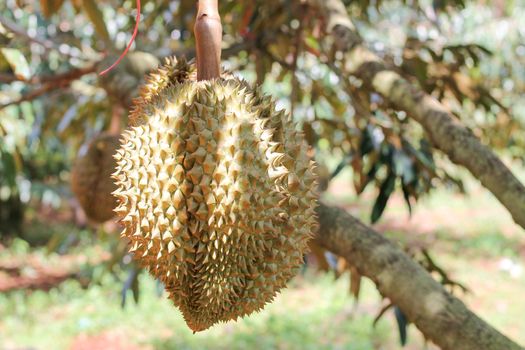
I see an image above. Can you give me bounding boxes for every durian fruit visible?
[129,57,195,127]
[129,58,234,127]
[112,57,318,331]
[71,133,119,223]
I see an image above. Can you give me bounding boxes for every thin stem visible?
[99,0,141,76]
[194,0,222,81]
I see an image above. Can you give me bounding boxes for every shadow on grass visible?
[147,275,392,350]
[149,309,389,350]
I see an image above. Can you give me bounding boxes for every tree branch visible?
[316,203,523,350]
[311,0,525,231]
[0,64,98,110]
[1,64,98,86]
[0,84,60,109]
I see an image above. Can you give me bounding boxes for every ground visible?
[1,166,524,350]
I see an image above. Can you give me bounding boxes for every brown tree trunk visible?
[311,0,525,231]
[316,203,524,350]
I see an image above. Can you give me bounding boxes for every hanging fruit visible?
[112,0,318,332]
[71,133,120,223]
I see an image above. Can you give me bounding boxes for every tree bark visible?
[316,203,524,350]
[312,0,525,231]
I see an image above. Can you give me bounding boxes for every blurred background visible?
[0,0,524,349]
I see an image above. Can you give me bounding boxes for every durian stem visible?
[194,0,222,81]
[109,104,123,135]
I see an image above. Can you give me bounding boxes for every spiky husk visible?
[71,133,119,223]
[129,57,195,127]
[113,58,318,332]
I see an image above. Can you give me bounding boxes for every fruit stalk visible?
[109,104,123,135]
[194,0,222,81]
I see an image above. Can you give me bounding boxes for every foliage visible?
[1,0,523,227]
[0,0,524,347]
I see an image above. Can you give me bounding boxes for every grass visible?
[1,165,524,349]
[1,269,403,350]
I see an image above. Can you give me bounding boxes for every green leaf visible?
[359,128,374,156]
[131,269,140,304]
[331,155,352,179]
[0,146,17,188]
[401,182,413,215]
[394,306,409,346]
[46,231,63,252]
[404,140,436,173]
[359,161,381,194]
[305,36,320,52]
[402,56,428,85]
[0,48,31,79]
[82,0,111,46]
[393,149,416,184]
[121,267,140,307]
[371,171,396,223]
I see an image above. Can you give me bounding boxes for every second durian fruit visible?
[112,58,318,332]
[71,133,119,223]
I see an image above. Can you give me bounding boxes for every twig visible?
[1,84,59,109]
[1,64,98,85]
[99,0,141,75]
[0,64,98,109]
